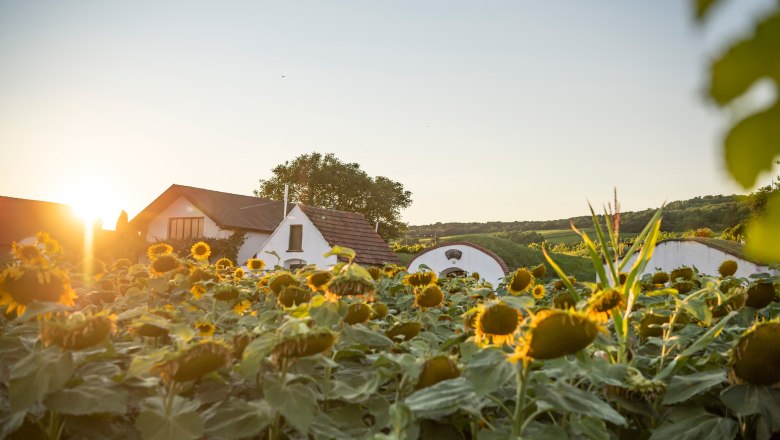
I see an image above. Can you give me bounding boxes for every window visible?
[168,217,204,240]
[288,224,303,251]
[285,258,307,270]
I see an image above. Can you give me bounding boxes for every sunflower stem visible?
[511,361,531,438]
[164,381,176,415]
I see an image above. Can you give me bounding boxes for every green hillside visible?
[443,234,595,281]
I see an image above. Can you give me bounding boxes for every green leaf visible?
[745,192,780,263]
[657,312,737,379]
[135,396,204,440]
[202,399,272,439]
[45,381,128,415]
[649,406,737,440]
[681,298,712,326]
[9,349,74,412]
[263,380,318,435]
[500,296,534,311]
[533,381,626,426]
[694,0,722,21]
[405,377,481,419]
[720,385,780,432]
[328,372,380,402]
[323,245,356,261]
[237,332,278,377]
[341,324,394,348]
[465,348,513,396]
[309,295,342,327]
[542,246,580,302]
[570,415,609,440]
[662,369,726,405]
[15,301,69,321]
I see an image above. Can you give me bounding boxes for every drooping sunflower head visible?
[40,311,115,350]
[532,284,546,300]
[604,367,668,403]
[273,328,336,360]
[306,270,333,291]
[730,320,780,386]
[371,302,389,319]
[158,340,232,382]
[670,266,694,282]
[11,242,45,265]
[194,321,216,337]
[213,284,241,301]
[147,243,173,260]
[149,255,181,277]
[718,260,738,278]
[638,311,688,338]
[386,321,422,342]
[553,292,576,310]
[0,266,77,316]
[586,288,624,322]
[326,263,376,301]
[367,266,383,281]
[512,309,603,362]
[112,258,133,271]
[383,264,405,277]
[36,232,62,256]
[189,266,218,284]
[131,313,172,338]
[651,271,670,285]
[214,258,234,270]
[712,289,747,317]
[190,241,211,261]
[745,280,777,309]
[674,281,695,294]
[269,272,298,295]
[530,264,546,279]
[507,268,534,295]
[344,302,372,325]
[278,286,312,308]
[415,284,444,309]
[472,272,480,281]
[553,277,576,291]
[247,258,265,271]
[416,355,460,389]
[403,271,438,288]
[190,283,206,299]
[474,301,520,347]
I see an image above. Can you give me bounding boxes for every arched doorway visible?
[440,267,467,278]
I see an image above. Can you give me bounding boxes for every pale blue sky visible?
[1,0,777,226]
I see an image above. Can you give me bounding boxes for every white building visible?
[407,242,509,286]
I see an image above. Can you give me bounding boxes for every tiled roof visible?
[409,241,510,274]
[130,184,292,233]
[0,196,85,254]
[299,204,401,266]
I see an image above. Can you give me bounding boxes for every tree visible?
[254,153,412,240]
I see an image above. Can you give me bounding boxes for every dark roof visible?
[298,204,401,266]
[130,184,292,233]
[659,237,767,265]
[0,196,85,255]
[409,241,510,274]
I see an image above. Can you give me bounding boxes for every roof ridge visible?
[298,203,367,218]
[172,184,280,203]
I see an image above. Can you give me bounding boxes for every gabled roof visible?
[0,196,84,253]
[298,204,401,266]
[130,184,292,233]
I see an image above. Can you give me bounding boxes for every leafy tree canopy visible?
[254,153,412,240]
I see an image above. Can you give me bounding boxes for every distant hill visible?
[406,194,750,239]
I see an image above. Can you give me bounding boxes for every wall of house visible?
[237,232,271,266]
[145,197,231,241]
[256,205,338,269]
[407,244,508,286]
[616,241,778,278]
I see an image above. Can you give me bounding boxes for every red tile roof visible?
[299,204,401,266]
[130,184,292,233]
[0,196,85,257]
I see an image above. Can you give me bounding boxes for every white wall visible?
[146,197,231,241]
[237,231,271,266]
[408,244,507,286]
[617,240,778,278]
[256,205,338,269]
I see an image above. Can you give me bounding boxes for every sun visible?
[60,177,120,226]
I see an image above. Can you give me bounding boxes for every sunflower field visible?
[1,208,779,440]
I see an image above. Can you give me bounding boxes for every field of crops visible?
[0,221,779,440]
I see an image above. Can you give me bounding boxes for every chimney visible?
[283,184,289,218]
[375,220,380,232]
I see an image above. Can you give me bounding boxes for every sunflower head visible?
[674,281,695,294]
[273,328,336,360]
[371,302,389,319]
[234,268,245,279]
[604,367,667,403]
[190,283,206,299]
[475,302,520,347]
[269,272,298,295]
[131,314,171,338]
[233,299,252,315]
[214,258,234,270]
[306,271,333,291]
[532,284,546,300]
[712,289,747,317]
[11,242,45,265]
[730,320,780,386]
[512,309,603,362]
[638,311,688,338]
[278,286,312,308]
[507,268,534,295]
[326,263,376,301]
[745,280,776,309]
[190,241,211,261]
[386,321,422,341]
[553,277,576,290]
[403,271,438,288]
[415,284,444,309]
[367,266,383,281]
[213,284,241,301]
[112,258,133,271]
[718,260,738,277]
[344,302,372,325]
[670,266,694,282]
[40,311,115,350]
[158,340,232,382]
[147,243,173,260]
[247,258,265,271]
[530,264,546,279]
[471,272,480,281]
[651,271,669,285]
[383,264,405,277]
[416,356,460,389]
[149,254,181,277]
[0,266,77,316]
[189,267,218,284]
[36,232,62,256]
[194,321,216,337]
[586,288,624,322]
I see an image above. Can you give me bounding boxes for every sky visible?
[1,0,778,228]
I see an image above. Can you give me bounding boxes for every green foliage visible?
[254,152,412,240]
